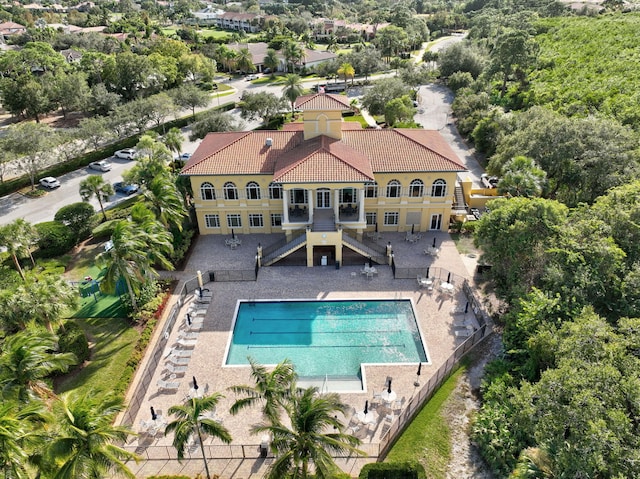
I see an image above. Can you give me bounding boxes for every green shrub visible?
[359,461,426,479]
[57,320,90,365]
[35,221,76,258]
[37,257,70,275]
[54,202,96,242]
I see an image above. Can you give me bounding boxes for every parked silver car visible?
[89,160,112,171]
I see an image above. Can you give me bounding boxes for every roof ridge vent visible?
[265,137,273,146]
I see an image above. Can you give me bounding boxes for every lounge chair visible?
[178,331,199,341]
[166,355,190,365]
[175,338,197,348]
[157,379,180,391]
[454,328,474,338]
[163,363,188,375]
[166,348,192,358]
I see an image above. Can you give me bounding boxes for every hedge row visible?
[359,461,427,479]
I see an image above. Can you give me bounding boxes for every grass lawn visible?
[385,365,466,479]
[55,315,139,397]
[344,115,369,128]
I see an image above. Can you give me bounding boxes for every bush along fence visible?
[118,266,492,466]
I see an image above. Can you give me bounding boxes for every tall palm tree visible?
[97,217,174,311]
[283,41,304,73]
[163,127,183,158]
[337,62,355,91]
[13,219,38,267]
[282,74,304,114]
[0,399,49,479]
[235,47,256,74]
[18,275,77,332]
[0,328,76,402]
[229,357,297,423]
[263,48,280,77]
[79,175,114,222]
[143,176,187,231]
[47,391,139,479]
[253,387,364,479]
[165,394,232,479]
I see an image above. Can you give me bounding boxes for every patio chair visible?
[157,379,180,391]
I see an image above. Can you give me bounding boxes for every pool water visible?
[225,299,428,378]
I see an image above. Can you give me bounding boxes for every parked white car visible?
[114,148,137,160]
[39,176,61,189]
[89,160,112,171]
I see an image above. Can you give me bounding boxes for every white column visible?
[334,190,340,219]
[308,189,314,223]
[358,188,365,223]
[282,192,289,223]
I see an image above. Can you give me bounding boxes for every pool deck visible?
[125,231,480,478]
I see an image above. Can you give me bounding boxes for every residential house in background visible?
[181,93,467,267]
[228,42,337,73]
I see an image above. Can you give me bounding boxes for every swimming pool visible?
[224,299,428,379]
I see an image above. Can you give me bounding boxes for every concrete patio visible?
[123,231,481,478]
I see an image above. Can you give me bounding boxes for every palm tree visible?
[218,46,237,73]
[229,357,297,423]
[263,48,280,78]
[79,175,114,222]
[18,275,77,333]
[253,387,364,479]
[282,74,304,115]
[163,127,183,158]
[337,62,355,91]
[0,328,76,402]
[283,41,304,73]
[143,176,187,231]
[235,47,256,74]
[0,399,49,479]
[47,391,139,479]
[165,394,232,479]
[0,219,38,280]
[326,34,339,53]
[97,217,174,311]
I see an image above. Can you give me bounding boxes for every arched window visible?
[224,182,238,200]
[269,182,282,200]
[386,180,401,198]
[409,179,424,197]
[246,181,261,200]
[431,179,446,197]
[200,182,215,201]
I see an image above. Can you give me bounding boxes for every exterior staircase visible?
[452,184,468,214]
[341,234,386,265]
[262,234,307,266]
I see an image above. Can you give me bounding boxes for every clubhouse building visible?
[181,93,469,267]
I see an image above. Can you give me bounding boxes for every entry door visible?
[316,189,331,208]
[430,214,442,230]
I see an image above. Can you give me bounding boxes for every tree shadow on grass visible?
[72,293,128,319]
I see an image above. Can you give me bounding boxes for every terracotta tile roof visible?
[282,122,362,131]
[294,93,352,111]
[182,131,304,176]
[274,135,374,183]
[182,128,466,180]
[340,129,467,173]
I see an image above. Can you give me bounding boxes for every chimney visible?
[265,137,273,146]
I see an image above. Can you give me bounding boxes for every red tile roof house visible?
[181,93,467,267]
[0,21,26,39]
[228,42,337,73]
